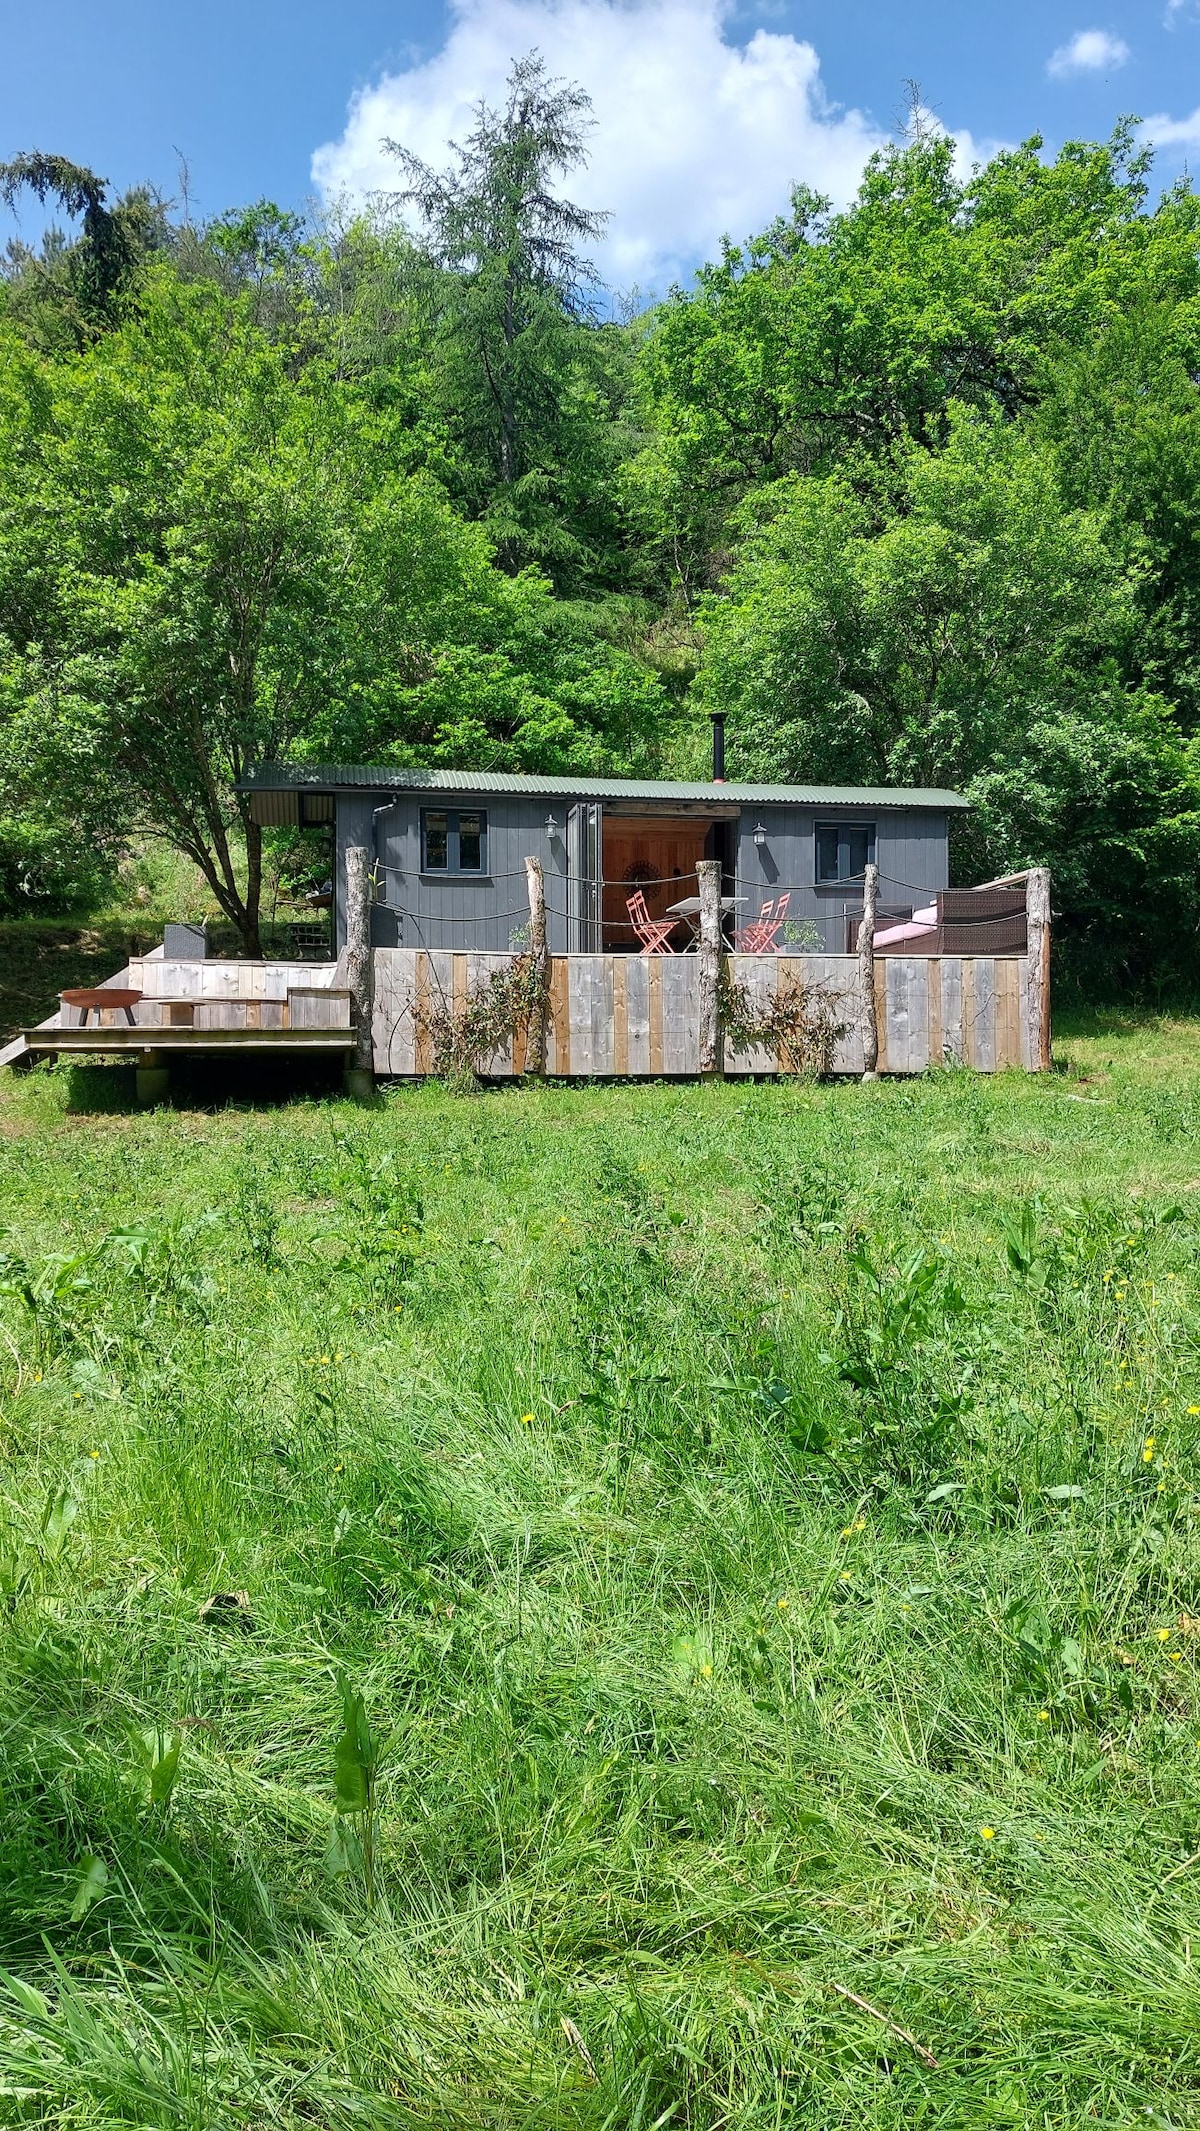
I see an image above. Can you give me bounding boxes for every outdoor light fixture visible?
[545,813,560,843]
[753,821,767,849]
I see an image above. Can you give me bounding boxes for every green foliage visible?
[697,410,1200,985]
[380,52,628,587]
[0,1026,1197,2120]
[6,110,1200,986]
[635,125,1200,568]
[0,272,668,947]
[0,153,170,354]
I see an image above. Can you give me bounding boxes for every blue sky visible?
[6,0,1200,287]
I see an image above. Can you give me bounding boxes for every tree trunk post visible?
[697,857,724,1079]
[344,845,375,1099]
[859,862,879,1082]
[1026,866,1052,1072]
[524,855,548,1075]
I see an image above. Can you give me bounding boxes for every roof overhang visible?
[238,764,969,811]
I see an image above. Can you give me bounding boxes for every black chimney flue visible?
[710,712,726,783]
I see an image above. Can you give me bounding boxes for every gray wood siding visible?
[367,794,572,954]
[734,807,950,952]
[335,792,951,955]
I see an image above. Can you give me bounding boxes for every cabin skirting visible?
[371,950,1037,1078]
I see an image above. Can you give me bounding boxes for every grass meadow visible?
[0,1015,1199,2127]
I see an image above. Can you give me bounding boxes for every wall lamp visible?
[753,821,768,850]
[545,813,560,844]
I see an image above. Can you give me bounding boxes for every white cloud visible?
[311,0,894,291]
[1141,104,1200,147]
[1046,27,1131,76]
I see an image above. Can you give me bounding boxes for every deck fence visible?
[371,946,1038,1078]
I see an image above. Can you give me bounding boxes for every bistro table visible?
[664,893,747,945]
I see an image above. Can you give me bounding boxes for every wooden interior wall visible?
[600,816,712,949]
[371,950,1036,1077]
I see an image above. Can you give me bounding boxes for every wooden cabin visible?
[2,760,1053,1090]
[238,764,968,958]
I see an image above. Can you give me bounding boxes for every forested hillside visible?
[1,64,1198,987]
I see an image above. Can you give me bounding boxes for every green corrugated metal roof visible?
[239,763,968,809]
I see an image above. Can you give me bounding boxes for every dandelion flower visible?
[520,1412,534,1426]
[1037,1710,1050,1723]
[1170,1652,1183,1662]
[776,1597,789,1610]
[1157,1627,1172,1642]
[1189,1406,1200,1416]
[700,1664,713,1679]
[1144,1448,1156,1463]
[980,1827,996,1841]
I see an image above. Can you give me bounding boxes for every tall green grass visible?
[0,1021,1198,2126]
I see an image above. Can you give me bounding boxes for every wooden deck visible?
[2,939,1044,1083]
[20,1024,355,1055]
[0,949,356,1074]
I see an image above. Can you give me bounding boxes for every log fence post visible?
[859,861,879,1082]
[1026,866,1052,1071]
[524,856,549,1075]
[697,857,725,1078]
[344,845,375,1098]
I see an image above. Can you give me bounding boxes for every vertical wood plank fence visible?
[370,947,1041,1078]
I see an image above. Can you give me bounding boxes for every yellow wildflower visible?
[1037,1710,1050,1723]
[1157,1628,1172,1642]
[981,1827,996,1841]
[520,1412,534,1426]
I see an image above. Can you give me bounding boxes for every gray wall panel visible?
[733,807,949,952]
[335,791,951,955]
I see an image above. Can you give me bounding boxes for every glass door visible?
[566,802,602,950]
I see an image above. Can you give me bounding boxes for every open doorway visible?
[600,812,737,950]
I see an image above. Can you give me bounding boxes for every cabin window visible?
[816,821,876,883]
[421,807,488,874]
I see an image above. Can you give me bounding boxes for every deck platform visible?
[18,1025,356,1056]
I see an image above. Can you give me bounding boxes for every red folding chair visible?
[627,891,676,954]
[735,892,791,953]
[734,899,773,952]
